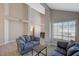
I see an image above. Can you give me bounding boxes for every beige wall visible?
[0,3,43,45]
[0,4,5,45]
[40,13,45,32]
[23,23,28,35]
[9,3,28,20]
[0,3,29,45]
[9,21,23,41]
[51,10,79,22]
[41,3,52,45]
[28,7,41,37]
[8,3,29,42]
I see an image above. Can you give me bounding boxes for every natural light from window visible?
[53,21,75,41]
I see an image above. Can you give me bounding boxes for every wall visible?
[51,10,79,22]
[40,14,45,32]
[9,3,28,20]
[28,7,41,37]
[41,3,52,45]
[0,3,29,45]
[27,3,45,14]
[41,3,79,46]
[0,3,44,45]
[8,3,28,42]
[51,10,79,45]
[0,4,5,45]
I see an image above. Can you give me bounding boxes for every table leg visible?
[32,49,33,56]
[46,47,47,56]
[38,52,39,56]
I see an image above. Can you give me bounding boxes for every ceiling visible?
[26,3,45,14]
[47,3,79,12]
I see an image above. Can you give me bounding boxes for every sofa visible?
[49,40,79,56]
[16,35,40,55]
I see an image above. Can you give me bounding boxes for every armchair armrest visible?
[16,39,25,52]
[57,41,68,50]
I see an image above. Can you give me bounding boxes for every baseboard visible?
[0,40,15,46]
[47,42,57,46]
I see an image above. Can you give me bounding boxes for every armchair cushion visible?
[24,42,33,51]
[72,52,79,56]
[55,47,67,55]
[31,41,40,46]
[34,37,40,41]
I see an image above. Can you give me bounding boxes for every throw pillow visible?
[30,35,34,41]
[23,35,31,42]
[67,44,79,56]
[26,36,31,42]
[67,40,75,49]
[19,36,27,43]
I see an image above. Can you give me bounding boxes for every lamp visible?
[30,25,35,40]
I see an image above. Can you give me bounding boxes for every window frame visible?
[53,21,75,41]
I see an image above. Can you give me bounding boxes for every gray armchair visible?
[49,40,79,56]
[16,35,40,55]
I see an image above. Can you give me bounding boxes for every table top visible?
[33,44,47,53]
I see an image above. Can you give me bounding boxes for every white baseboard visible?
[0,40,15,46]
[48,43,56,46]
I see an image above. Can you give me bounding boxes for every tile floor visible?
[0,41,56,56]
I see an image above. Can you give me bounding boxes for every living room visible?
[0,3,46,56]
[0,3,79,56]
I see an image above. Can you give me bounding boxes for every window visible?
[53,21,75,41]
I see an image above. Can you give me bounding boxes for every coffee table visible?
[32,44,47,56]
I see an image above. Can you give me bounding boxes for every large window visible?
[53,21,75,41]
